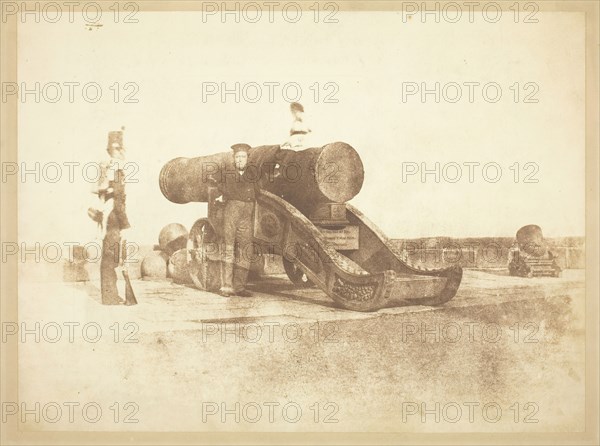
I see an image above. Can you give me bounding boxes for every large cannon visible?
[159,142,462,312]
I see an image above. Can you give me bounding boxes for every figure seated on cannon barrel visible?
[508,225,561,278]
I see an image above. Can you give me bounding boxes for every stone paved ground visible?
[15,269,585,433]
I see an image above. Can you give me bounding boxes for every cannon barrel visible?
[159,142,364,213]
[516,224,547,257]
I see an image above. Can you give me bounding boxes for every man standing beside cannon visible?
[213,143,258,297]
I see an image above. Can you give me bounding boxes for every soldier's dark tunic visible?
[100,168,130,304]
[216,165,258,293]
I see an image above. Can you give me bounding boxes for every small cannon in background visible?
[159,142,462,312]
[508,225,561,278]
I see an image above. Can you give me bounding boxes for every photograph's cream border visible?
[1,1,598,444]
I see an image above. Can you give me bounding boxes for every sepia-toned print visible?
[1,1,598,445]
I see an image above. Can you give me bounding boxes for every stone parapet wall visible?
[392,237,585,270]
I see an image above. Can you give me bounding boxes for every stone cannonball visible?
[168,248,192,284]
[158,223,189,256]
[141,251,169,280]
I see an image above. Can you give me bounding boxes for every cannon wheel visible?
[282,257,315,288]
[188,218,221,291]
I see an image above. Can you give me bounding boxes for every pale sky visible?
[17,10,585,245]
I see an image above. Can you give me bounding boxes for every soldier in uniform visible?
[214,143,258,297]
[97,130,131,305]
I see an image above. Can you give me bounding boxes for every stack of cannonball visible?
[141,223,189,281]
